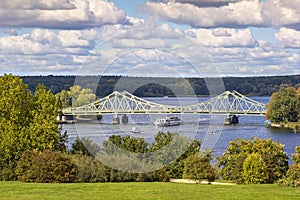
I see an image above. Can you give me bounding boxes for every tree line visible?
[21,75,300,97]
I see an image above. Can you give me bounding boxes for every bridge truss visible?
[62,90,266,116]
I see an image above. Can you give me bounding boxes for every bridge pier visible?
[57,115,75,124]
[112,115,120,125]
[225,115,239,125]
[121,114,129,124]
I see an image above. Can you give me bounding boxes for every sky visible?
[0,0,299,77]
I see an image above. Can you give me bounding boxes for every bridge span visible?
[62,90,267,117]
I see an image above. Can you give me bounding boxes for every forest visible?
[21,74,300,97]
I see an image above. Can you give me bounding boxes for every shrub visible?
[71,155,108,183]
[183,151,217,183]
[16,150,76,183]
[218,137,288,184]
[278,146,300,187]
[243,153,267,184]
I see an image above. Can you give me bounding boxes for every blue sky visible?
[0,0,299,77]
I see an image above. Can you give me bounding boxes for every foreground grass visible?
[1,181,300,200]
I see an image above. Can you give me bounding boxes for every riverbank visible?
[270,122,300,133]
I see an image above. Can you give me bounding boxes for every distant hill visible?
[21,75,300,97]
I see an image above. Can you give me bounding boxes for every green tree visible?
[149,132,201,178]
[55,89,71,108]
[183,151,217,183]
[266,87,300,123]
[243,153,267,184]
[0,74,62,180]
[279,146,300,187]
[292,146,300,165]
[103,135,148,155]
[28,84,60,150]
[70,137,101,157]
[55,85,97,108]
[217,137,289,184]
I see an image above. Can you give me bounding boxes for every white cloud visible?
[185,28,257,47]
[0,14,299,76]
[274,28,300,48]
[0,0,126,29]
[145,0,263,28]
[145,0,300,30]
[0,28,100,55]
[0,0,75,10]
[149,0,240,7]
[262,0,300,30]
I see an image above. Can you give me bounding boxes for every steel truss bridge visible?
[62,90,266,116]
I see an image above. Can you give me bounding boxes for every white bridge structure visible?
[62,90,266,116]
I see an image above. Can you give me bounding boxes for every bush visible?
[183,151,217,183]
[71,155,108,183]
[71,153,170,183]
[243,153,267,184]
[218,137,288,184]
[16,150,77,183]
[279,146,300,187]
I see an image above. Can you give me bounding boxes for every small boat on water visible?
[131,127,141,134]
[154,116,183,127]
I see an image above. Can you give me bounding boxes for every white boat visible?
[131,127,140,134]
[154,116,183,127]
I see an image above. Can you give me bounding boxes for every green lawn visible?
[0,181,299,200]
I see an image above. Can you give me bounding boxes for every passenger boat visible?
[154,116,183,127]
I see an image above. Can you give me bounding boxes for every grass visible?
[1,181,300,200]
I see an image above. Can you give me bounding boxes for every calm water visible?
[63,97,300,160]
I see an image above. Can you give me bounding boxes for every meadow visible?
[1,182,300,200]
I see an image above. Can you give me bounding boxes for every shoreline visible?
[269,123,300,133]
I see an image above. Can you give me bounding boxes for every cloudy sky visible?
[0,0,299,77]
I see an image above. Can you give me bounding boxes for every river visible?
[62,96,300,160]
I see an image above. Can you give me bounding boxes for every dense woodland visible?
[21,75,300,97]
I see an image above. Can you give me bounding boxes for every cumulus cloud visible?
[0,14,299,76]
[0,0,126,29]
[145,0,300,30]
[262,0,300,30]
[145,0,263,28]
[274,28,300,48]
[0,0,75,10]
[0,28,99,55]
[149,0,240,7]
[185,28,257,47]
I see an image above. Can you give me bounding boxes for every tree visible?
[101,132,201,178]
[56,85,97,108]
[149,132,201,179]
[217,137,289,184]
[70,137,101,157]
[266,87,300,123]
[243,153,267,184]
[183,151,217,182]
[55,89,71,109]
[28,84,60,150]
[279,146,300,187]
[0,74,62,180]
